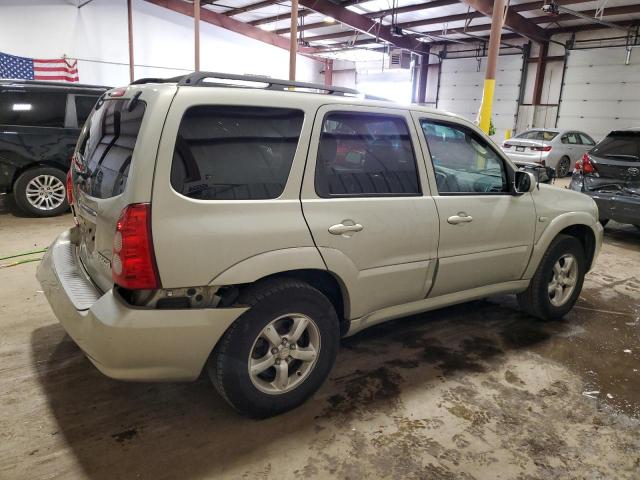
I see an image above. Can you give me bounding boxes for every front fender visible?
[523,212,601,278]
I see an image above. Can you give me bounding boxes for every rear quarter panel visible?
[150,89,324,289]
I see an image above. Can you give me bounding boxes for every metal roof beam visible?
[459,0,549,42]
[297,0,428,52]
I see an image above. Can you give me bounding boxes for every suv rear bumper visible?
[36,230,247,382]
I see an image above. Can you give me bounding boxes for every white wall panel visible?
[557,47,640,141]
[436,54,524,141]
[0,0,323,87]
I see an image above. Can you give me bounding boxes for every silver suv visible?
[37,72,603,417]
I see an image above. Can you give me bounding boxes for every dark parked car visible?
[0,80,109,216]
[570,128,640,229]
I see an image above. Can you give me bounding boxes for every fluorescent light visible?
[12,103,32,111]
[323,16,336,23]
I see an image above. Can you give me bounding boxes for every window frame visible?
[419,117,515,197]
[313,110,423,199]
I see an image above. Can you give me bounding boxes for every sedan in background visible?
[502,129,596,177]
[569,128,640,229]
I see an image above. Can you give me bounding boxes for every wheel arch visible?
[524,212,600,278]
[11,160,68,192]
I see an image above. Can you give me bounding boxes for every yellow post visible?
[505,128,512,140]
[477,0,508,134]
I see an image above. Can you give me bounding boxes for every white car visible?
[37,72,603,417]
[502,128,596,177]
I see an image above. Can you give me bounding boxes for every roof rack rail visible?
[130,75,184,85]
[176,71,362,97]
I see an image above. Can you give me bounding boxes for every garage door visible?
[437,54,524,141]
[557,47,640,142]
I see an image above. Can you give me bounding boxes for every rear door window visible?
[579,133,595,146]
[75,99,146,199]
[171,106,304,200]
[0,91,67,127]
[315,112,420,197]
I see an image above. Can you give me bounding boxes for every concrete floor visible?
[1,186,639,480]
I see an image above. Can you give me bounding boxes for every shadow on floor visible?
[31,298,560,480]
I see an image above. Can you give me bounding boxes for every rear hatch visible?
[71,90,150,292]
[587,130,640,184]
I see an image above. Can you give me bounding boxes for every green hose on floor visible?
[0,248,47,268]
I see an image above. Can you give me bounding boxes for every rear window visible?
[75,95,100,126]
[591,131,640,161]
[516,130,558,141]
[171,106,304,200]
[75,98,146,199]
[0,91,67,127]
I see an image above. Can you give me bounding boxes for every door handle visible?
[447,213,473,225]
[328,222,364,235]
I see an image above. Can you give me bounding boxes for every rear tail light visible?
[530,145,552,152]
[502,143,512,149]
[575,153,597,175]
[66,170,74,205]
[112,203,160,290]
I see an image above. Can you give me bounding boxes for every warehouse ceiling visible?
[186,0,640,60]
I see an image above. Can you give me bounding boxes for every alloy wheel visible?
[248,313,321,395]
[548,253,578,307]
[25,175,66,211]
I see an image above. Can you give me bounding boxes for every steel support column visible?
[194,0,201,71]
[533,42,549,105]
[477,0,508,134]
[289,0,298,81]
[127,0,134,82]
[417,50,430,104]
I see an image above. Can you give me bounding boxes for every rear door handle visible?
[329,222,364,235]
[447,213,473,225]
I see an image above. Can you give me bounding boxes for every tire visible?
[208,278,340,418]
[556,156,571,177]
[517,234,586,321]
[13,167,68,217]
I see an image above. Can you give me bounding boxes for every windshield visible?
[74,98,146,199]
[515,130,558,141]
[591,131,640,161]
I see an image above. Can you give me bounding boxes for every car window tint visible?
[421,119,508,194]
[76,99,146,199]
[579,133,595,146]
[591,132,640,161]
[315,112,420,197]
[0,91,66,127]
[516,130,558,141]
[171,106,303,200]
[75,95,99,126]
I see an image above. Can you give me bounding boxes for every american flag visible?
[0,52,79,82]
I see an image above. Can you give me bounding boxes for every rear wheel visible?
[517,234,586,321]
[13,167,68,217]
[208,278,339,418]
[556,156,571,177]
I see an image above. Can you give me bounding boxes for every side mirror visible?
[514,170,537,194]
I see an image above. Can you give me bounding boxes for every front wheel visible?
[208,278,339,418]
[13,167,68,217]
[517,234,586,321]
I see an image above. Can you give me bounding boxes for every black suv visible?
[0,80,109,216]
[570,128,640,229]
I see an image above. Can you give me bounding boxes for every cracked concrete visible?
[1,194,639,480]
